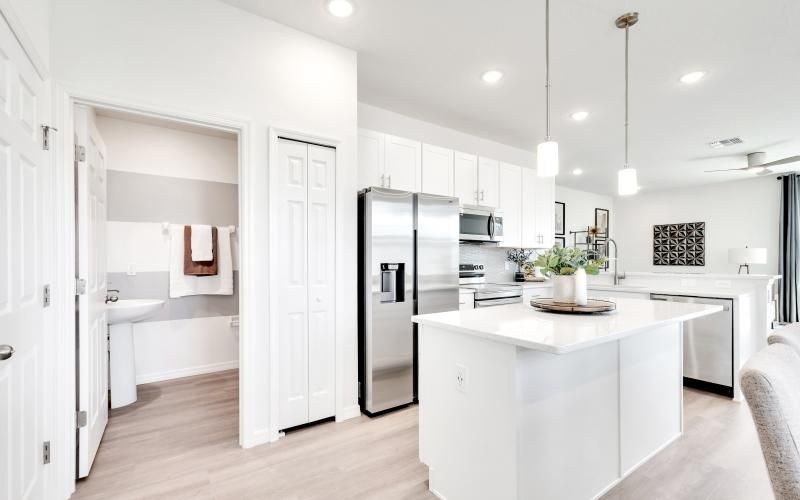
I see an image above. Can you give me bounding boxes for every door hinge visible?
[75,144,86,162]
[75,278,87,296]
[42,441,51,464]
[77,410,87,429]
[43,284,51,307]
[41,125,58,151]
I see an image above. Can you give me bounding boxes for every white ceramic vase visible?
[551,275,576,304]
[574,267,588,306]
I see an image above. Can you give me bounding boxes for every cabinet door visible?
[358,129,385,189]
[459,292,475,310]
[498,162,522,248]
[385,134,421,192]
[478,156,500,207]
[276,139,310,430]
[521,167,538,248]
[307,145,337,422]
[454,151,478,205]
[534,176,555,248]
[421,143,454,196]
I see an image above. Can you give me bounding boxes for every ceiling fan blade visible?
[704,167,749,173]
[759,156,800,168]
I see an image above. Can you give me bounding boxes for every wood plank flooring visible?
[74,370,773,500]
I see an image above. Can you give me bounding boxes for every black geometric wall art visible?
[652,222,705,266]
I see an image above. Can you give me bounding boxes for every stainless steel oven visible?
[459,205,503,243]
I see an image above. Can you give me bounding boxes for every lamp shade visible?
[617,168,638,196]
[728,247,767,265]
[537,140,559,177]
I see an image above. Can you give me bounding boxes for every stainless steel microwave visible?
[459,205,504,243]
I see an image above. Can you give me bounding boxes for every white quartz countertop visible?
[412,298,722,354]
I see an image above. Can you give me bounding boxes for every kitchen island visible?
[412,298,722,500]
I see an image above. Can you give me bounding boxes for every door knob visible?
[0,345,14,360]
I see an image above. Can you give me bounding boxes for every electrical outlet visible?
[505,261,512,271]
[455,364,467,393]
[127,263,136,276]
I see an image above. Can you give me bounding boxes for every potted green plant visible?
[534,247,607,304]
[506,249,535,282]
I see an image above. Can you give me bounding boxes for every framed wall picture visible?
[555,201,565,235]
[554,236,565,248]
[595,208,609,238]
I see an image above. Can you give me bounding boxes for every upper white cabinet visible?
[498,163,522,248]
[358,129,421,192]
[358,129,385,189]
[453,151,478,205]
[384,134,421,192]
[521,168,555,248]
[421,143,454,196]
[477,157,499,208]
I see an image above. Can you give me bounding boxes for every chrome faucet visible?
[606,238,625,285]
[105,289,120,304]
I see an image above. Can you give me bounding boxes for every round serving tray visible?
[530,298,616,314]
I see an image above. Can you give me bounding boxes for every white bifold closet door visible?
[276,138,336,430]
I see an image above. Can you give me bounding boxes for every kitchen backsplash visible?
[460,244,546,283]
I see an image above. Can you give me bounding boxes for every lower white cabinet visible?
[459,290,475,310]
[523,285,552,303]
[275,138,336,430]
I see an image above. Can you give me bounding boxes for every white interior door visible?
[306,145,336,422]
[75,105,109,478]
[453,151,478,205]
[0,15,46,500]
[276,139,310,429]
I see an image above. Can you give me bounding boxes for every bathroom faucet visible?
[106,289,120,304]
[606,239,625,286]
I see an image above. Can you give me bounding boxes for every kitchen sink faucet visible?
[606,238,625,285]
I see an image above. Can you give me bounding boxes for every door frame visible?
[49,84,255,497]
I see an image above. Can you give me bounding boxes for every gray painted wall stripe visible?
[107,271,239,322]
[107,170,238,226]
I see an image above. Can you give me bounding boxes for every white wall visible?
[51,0,358,447]
[555,186,615,243]
[5,0,49,71]
[614,176,781,274]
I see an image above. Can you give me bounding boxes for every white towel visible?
[170,225,233,298]
[190,224,214,261]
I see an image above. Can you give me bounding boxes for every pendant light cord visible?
[624,25,629,168]
[545,0,551,141]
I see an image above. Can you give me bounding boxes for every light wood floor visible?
[74,370,773,500]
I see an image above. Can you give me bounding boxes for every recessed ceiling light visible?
[481,70,503,84]
[679,71,705,84]
[570,111,589,121]
[327,0,354,18]
[572,168,583,176]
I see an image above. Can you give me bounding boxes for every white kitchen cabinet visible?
[498,162,522,248]
[453,151,478,205]
[385,134,421,192]
[276,139,336,430]
[459,290,475,310]
[523,285,552,303]
[521,168,555,248]
[358,129,384,190]
[477,156,499,207]
[421,143,454,196]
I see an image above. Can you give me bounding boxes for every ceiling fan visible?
[705,152,800,175]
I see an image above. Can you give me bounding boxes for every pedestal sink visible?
[107,299,165,408]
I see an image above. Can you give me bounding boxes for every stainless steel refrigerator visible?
[358,188,459,415]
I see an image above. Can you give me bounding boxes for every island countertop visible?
[412,297,722,354]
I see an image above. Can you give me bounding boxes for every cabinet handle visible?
[388,174,392,188]
[475,190,479,203]
[480,190,485,201]
[380,174,385,187]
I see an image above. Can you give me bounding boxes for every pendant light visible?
[537,0,559,177]
[616,12,639,195]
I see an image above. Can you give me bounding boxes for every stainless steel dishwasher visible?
[650,294,734,397]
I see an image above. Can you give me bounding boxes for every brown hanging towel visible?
[183,225,219,276]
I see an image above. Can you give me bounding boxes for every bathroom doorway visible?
[73,105,241,479]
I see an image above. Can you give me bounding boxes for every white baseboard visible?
[136,360,239,385]
[336,404,362,422]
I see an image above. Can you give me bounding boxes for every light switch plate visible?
[455,364,467,393]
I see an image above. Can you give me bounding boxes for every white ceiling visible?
[222,0,800,194]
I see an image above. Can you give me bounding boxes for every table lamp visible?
[728,247,767,274]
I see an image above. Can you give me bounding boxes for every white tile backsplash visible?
[460,244,515,283]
